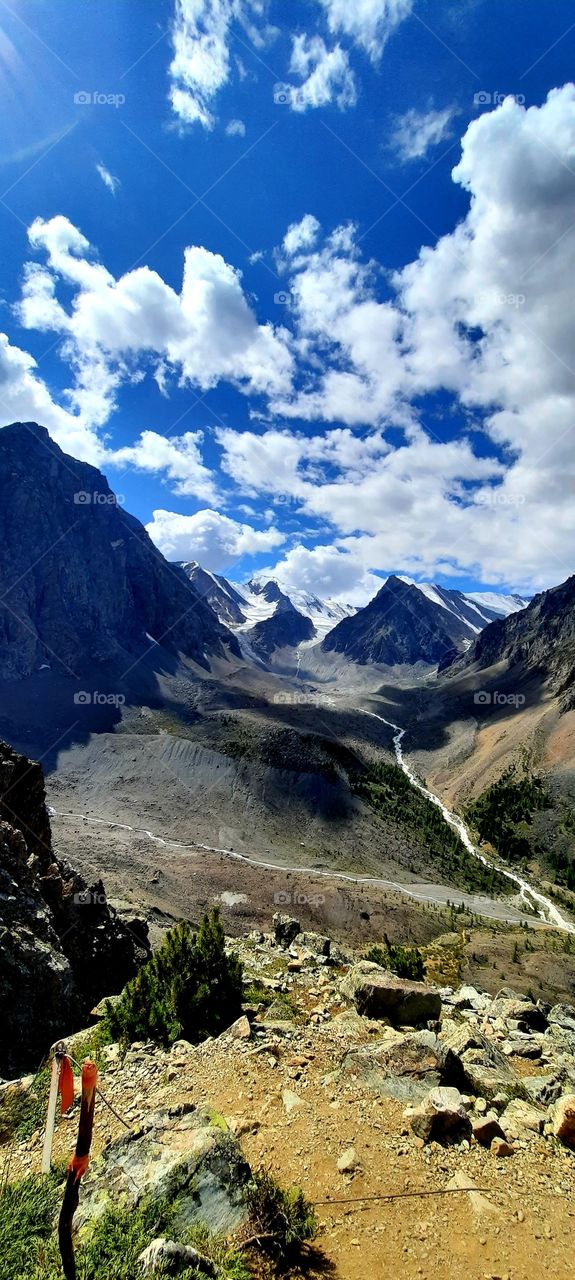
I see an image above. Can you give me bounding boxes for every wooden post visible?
[41,1041,65,1174]
[58,1061,98,1280]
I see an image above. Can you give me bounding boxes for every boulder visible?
[226,1015,252,1040]
[440,1020,519,1101]
[408,1086,470,1143]
[488,996,547,1032]
[553,1094,575,1149]
[76,1104,251,1237]
[523,1074,567,1107]
[448,985,489,1013]
[341,963,441,1025]
[339,1030,458,1102]
[491,1137,514,1157]
[499,1098,543,1139]
[337,1147,359,1173]
[548,1003,575,1033]
[298,931,331,957]
[273,913,301,948]
[501,1038,542,1060]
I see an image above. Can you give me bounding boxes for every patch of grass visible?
[245,1169,317,1266]
[0,1175,249,1280]
[0,1023,112,1146]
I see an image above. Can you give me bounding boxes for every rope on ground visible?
[313,1186,491,1206]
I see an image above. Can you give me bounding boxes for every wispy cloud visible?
[225,118,246,137]
[389,104,456,161]
[96,162,120,194]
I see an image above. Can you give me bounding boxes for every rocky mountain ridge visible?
[444,573,575,707]
[0,422,239,685]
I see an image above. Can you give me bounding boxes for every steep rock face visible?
[322,575,471,666]
[0,422,239,681]
[180,562,247,626]
[0,740,149,1077]
[445,575,575,704]
[245,583,315,658]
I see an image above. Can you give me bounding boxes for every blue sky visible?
[1,0,574,602]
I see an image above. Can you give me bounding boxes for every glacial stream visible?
[363,709,575,934]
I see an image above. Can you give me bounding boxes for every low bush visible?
[365,935,425,981]
[106,908,243,1047]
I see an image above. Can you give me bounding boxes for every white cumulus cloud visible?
[146,507,285,568]
[316,0,415,60]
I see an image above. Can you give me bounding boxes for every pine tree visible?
[106,909,243,1046]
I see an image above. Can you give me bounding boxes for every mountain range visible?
[182,561,528,667]
[0,422,540,703]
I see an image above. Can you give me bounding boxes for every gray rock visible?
[337,1146,359,1173]
[298,931,331,957]
[501,1038,542,1059]
[523,1074,567,1107]
[449,985,489,1013]
[549,1003,575,1033]
[341,963,441,1026]
[488,997,547,1032]
[273,913,301,948]
[339,1030,457,1102]
[0,740,149,1079]
[409,1086,470,1143]
[76,1104,251,1237]
[225,1015,252,1040]
[500,1098,544,1138]
[440,1020,519,1102]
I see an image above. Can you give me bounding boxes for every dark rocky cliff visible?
[0,422,239,682]
[0,739,149,1077]
[322,575,471,666]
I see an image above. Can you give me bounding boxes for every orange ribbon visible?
[58,1056,75,1114]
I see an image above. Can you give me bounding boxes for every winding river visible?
[363,708,575,934]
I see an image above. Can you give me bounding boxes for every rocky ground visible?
[3,915,575,1280]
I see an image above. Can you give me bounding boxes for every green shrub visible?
[245,1169,317,1265]
[365,935,425,981]
[106,909,243,1047]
